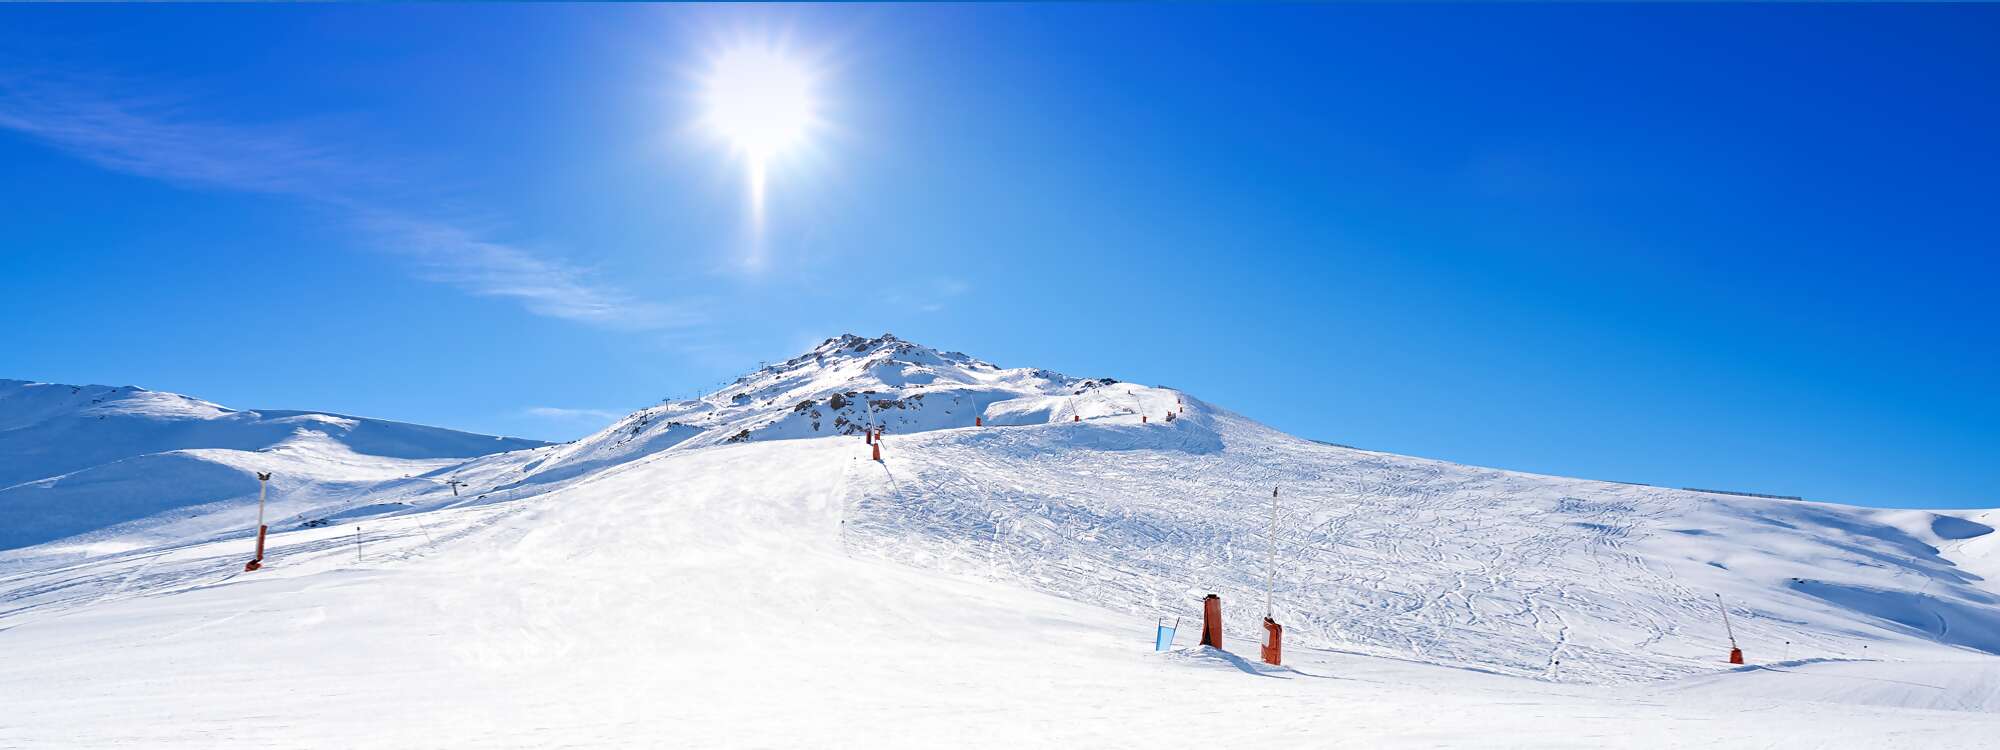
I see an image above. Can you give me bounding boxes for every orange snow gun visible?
[244,525,267,572]
[1717,593,1744,664]
[1261,617,1283,666]
[1200,594,1223,649]
[244,471,272,572]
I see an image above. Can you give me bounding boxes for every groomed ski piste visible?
[3,335,1997,747]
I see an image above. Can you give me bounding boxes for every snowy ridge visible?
[593,332,1139,444]
[0,379,546,557]
[442,333,1158,493]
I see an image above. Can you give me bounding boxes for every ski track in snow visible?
[4,335,2000,746]
[838,401,1996,686]
[8,430,1995,747]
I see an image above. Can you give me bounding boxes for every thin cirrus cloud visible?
[0,73,699,332]
[359,214,703,331]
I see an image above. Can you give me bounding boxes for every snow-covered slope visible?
[442,334,1154,493]
[0,379,545,556]
[7,432,1995,748]
[841,402,2000,684]
[2,335,1997,746]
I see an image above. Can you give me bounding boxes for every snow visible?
[1666,658,2000,713]
[0,379,545,562]
[841,398,2000,685]
[3,336,1997,746]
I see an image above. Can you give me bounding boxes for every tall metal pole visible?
[1267,486,1278,617]
[1717,593,1738,648]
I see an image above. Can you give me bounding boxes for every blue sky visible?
[1,5,1995,508]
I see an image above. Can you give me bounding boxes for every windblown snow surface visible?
[0,379,546,563]
[3,335,1997,747]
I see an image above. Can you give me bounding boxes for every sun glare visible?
[697,42,819,245]
[700,45,816,165]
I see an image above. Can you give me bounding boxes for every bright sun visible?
[699,45,817,166]
[697,42,819,244]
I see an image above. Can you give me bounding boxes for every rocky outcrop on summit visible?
[471,334,1182,488]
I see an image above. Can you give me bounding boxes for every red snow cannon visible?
[244,525,267,572]
[1261,617,1283,666]
[1729,648,1744,665]
[1200,594,1223,649]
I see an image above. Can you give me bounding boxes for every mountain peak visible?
[504,334,1178,483]
[763,333,996,385]
[807,332,924,360]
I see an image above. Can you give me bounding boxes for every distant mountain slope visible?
[0,379,546,552]
[442,333,1162,492]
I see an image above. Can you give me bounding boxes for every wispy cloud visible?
[0,74,350,196]
[361,215,704,330]
[0,72,696,331]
